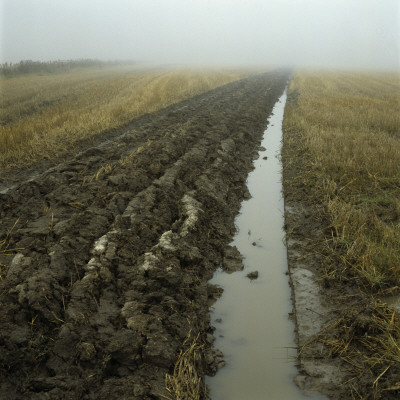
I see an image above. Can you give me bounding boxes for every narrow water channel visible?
[207,91,309,399]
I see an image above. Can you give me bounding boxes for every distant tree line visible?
[0,59,136,77]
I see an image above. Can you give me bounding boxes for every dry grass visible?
[1,66,246,171]
[318,300,400,395]
[283,70,400,396]
[285,71,400,289]
[163,332,207,400]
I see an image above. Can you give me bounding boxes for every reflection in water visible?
[207,91,312,399]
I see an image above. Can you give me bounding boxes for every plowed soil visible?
[0,71,289,399]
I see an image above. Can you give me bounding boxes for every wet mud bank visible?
[0,71,289,399]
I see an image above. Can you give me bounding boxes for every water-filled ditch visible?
[207,91,314,399]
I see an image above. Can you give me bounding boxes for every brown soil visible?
[0,71,289,399]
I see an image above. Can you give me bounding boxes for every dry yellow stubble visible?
[1,66,247,171]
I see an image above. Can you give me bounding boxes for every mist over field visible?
[1,0,399,70]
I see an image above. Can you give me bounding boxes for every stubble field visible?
[283,70,400,399]
[0,66,246,170]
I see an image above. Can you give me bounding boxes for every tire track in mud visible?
[0,70,289,399]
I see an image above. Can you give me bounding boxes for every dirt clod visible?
[246,271,259,280]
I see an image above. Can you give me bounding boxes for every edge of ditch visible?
[282,89,347,400]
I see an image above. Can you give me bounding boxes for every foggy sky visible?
[1,0,399,70]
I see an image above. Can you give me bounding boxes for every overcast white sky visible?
[1,0,399,70]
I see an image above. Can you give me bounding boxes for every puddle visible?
[206,92,321,399]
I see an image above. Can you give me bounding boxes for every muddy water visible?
[207,92,310,399]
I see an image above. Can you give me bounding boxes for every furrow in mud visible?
[0,70,289,399]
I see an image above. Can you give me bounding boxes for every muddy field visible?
[0,71,289,399]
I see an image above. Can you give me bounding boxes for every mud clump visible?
[0,70,289,399]
[222,245,244,273]
[246,271,259,280]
